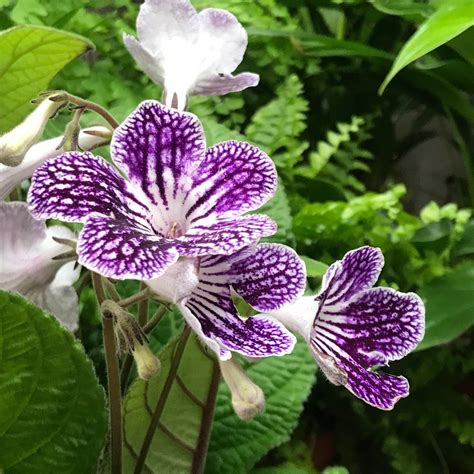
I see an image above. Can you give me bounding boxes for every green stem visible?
[66,92,120,129]
[143,306,168,334]
[118,288,150,308]
[93,273,122,474]
[134,326,191,474]
[192,358,220,474]
[104,279,121,302]
[137,282,149,327]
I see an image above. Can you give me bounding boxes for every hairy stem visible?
[93,273,122,474]
[192,358,220,474]
[134,326,191,474]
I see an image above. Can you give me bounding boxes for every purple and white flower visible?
[170,243,307,360]
[0,201,80,331]
[0,125,111,200]
[28,100,276,282]
[123,0,259,110]
[269,246,425,410]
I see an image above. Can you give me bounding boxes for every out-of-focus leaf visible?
[371,0,434,21]
[0,291,106,473]
[411,219,452,252]
[0,25,93,132]
[380,0,474,93]
[453,220,474,257]
[123,333,219,473]
[300,256,328,277]
[417,263,474,350]
[206,342,316,474]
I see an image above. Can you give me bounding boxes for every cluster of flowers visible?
[0,0,424,414]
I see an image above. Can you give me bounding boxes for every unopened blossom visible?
[0,126,111,200]
[219,357,265,420]
[124,0,259,110]
[268,246,425,410]
[0,202,80,331]
[28,100,276,282]
[0,95,67,166]
[172,243,306,360]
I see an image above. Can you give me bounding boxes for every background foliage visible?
[0,0,473,472]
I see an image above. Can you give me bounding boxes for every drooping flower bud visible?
[219,357,265,420]
[102,300,160,380]
[0,94,67,166]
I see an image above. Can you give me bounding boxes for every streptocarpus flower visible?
[28,100,277,282]
[124,0,259,110]
[0,201,80,331]
[0,95,67,166]
[0,125,111,200]
[163,243,307,360]
[269,246,425,410]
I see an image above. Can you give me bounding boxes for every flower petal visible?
[229,243,306,311]
[123,34,164,86]
[78,215,178,280]
[192,72,259,96]
[28,151,147,224]
[319,246,384,307]
[111,100,206,222]
[179,254,296,359]
[176,215,276,256]
[186,141,276,224]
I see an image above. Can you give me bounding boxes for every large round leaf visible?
[0,291,107,473]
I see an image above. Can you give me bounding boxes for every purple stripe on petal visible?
[28,152,144,223]
[192,72,260,96]
[229,243,306,311]
[77,215,178,279]
[111,100,205,212]
[186,141,276,223]
[176,214,277,257]
[319,246,384,307]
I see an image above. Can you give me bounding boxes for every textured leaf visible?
[0,25,93,132]
[380,0,474,92]
[206,342,316,474]
[417,263,474,350]
[0,291,107,474]
[123,333,219,473]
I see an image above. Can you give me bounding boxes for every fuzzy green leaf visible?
[0,291,107,473]
[123,333,219,473]
[417,263,474,350]
[380,0,474,93]
[0,25,93,132]
[206,342,316,474]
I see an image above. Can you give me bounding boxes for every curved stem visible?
[66,92,120,129]
[134,326,191,474]
[143,306,168,334]
[93,273,122,474]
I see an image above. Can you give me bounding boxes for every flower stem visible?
[66,92,120,129]
[143,305,168,334]
[93,273,122,474]
[137,282,149,327]
[134,326,191,474]
[117,288,150,308]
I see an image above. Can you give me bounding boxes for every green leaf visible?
[0,291,107,473]
[206,342,316,474]
[123,333,219,473]
[380,0,474,93]
[0,25,93,132]
[454,219,474,257]
[411,219,452,253]
[300,256,328,278]
[417,263,474,350]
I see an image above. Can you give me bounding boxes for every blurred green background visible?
[1,0,473,472]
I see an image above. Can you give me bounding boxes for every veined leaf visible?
[417,263,474,350]
[0,291,107,473]
[380,0,474,93]
[206,342,316,474]
[123,333,220,473]
[0,25,93,132]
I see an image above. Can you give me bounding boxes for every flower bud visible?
[101,300,160,381]
[219,357,265,420]
[0,94,67,166]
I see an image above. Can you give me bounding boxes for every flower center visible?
[166,222,183,238]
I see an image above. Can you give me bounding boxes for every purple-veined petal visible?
[28,151,148,225]
[192,72,259,96]
[78,215,179,280]
[0,201,80,330]
[176,214,277,257]
[319,246,384,307]
[0,126,110,201]
[179,253,296,359]
[229,243,306,311]
[111,100,206,228]
[185,141,276,224]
